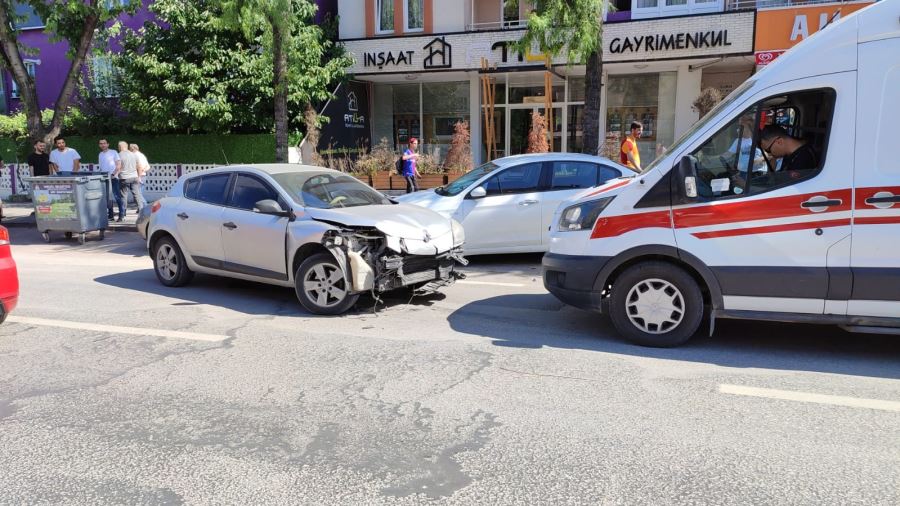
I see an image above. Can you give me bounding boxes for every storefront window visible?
[606,72,677,165]
[423,82,470,161]
[567,105,584,153]
[568,77,585,102]
[372,82,469,163]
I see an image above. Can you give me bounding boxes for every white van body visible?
[543,0,900,346]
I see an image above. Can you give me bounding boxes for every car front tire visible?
[608,261,704,347]
[295,252,359,316]
[152,236,194,287]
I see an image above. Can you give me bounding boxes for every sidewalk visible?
[1,201,139,232]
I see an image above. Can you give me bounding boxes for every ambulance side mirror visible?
[673,156,699,204]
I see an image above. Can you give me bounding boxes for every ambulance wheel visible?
[65,232,73,239]
[609,261,704,348]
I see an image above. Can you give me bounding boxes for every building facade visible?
[336,0,874,166]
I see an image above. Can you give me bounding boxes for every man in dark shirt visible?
[759,125,819,175]
[27,140,51,177]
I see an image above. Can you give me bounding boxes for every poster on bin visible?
[33,183,77,220]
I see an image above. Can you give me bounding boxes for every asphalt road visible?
[1,229,898,505]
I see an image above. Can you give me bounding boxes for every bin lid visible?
[24,173,108,183]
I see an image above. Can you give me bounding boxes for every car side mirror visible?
[673,156,699,204]
[254,199,289,216]
[469,186,487,199]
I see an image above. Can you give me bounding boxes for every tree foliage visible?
[0,0,139,144]
[517,0,607,154]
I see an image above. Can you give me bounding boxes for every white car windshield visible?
[272,172,392,209]
[436,162,499,196]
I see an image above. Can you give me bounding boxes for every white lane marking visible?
[457,280,525,288]
[7,316,228,343]
[719,384,900,413]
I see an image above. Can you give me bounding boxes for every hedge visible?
[0,133,276,165]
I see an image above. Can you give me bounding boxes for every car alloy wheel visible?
[294,253,360,315]
[156,242,179,282]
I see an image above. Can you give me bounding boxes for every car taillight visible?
[151,201,162,213]
[0,226,9,246]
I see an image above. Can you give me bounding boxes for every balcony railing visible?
[466,19,528,31]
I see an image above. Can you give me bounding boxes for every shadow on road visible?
[94,269,447,317]
[448,293,900,379]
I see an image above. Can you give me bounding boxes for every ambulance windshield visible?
[640,79,757,175]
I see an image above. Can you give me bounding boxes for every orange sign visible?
[755,1,874,51]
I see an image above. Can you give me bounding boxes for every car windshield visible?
[436,162,499,196]
[272,171,392,209]
[640,79,757,175]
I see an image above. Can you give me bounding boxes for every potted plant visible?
[354,138,395,189]
[444,120,473,183]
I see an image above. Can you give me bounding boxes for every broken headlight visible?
[451,219,465,247]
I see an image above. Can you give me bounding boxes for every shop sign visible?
[346,11,753,74]
[755,1,874,51]
[361,37,452,70]
[755,50,786,66]
[317,81,371,159]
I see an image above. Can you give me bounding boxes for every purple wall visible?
[2,1,154,113]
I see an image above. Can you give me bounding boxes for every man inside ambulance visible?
[759,125,820,177]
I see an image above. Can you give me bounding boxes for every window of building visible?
[376,0,394,33]
[606,72,677,165]
[105,0,129,8]
[91,55,119,98]
[503,0,520,26]
[10,61,36,99]
[405,0,424,32]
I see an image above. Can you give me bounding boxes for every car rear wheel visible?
[153,236,194,287]
[609,261,704,347]
[295,253,359,315]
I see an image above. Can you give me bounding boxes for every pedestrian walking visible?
[113,141,146,221]
[401,137,422,193]
[129,143,150,201]
[619,122,643,173]
[48,136,81,174]
[98,139,124,220]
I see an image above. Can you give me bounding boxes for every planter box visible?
[445,171,466,184]
[417,174,445,189]
[371,171,392,190]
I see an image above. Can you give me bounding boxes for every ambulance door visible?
[671,74,856,315]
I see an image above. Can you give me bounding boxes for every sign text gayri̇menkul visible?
[609,30,732,54]
[364,50,415,69]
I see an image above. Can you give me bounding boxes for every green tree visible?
[220,0,350,162]
[115,0,275,134]
[0,0,138,144]
[517,0,606,155]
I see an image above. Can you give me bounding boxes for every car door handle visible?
[801,197,842,211]
[518,199,539,206]
[223,222,237,230]
[865,192,900,207]
[177,212,189,220]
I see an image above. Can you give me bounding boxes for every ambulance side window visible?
[690,88,835,201]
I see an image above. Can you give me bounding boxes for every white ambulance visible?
[543,0,900,347]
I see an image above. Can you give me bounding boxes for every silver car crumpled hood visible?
[306,204,455,255]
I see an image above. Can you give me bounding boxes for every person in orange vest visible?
[619,122,643,173]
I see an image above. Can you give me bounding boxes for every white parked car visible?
[145,164,467,315]
[395,153,630,255]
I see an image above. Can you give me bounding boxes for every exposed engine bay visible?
[321,227,467,295]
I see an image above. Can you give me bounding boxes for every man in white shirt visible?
[98,138,123,220]
[113,141,146,221]
[130,144,150,204]
[48,137,81,173]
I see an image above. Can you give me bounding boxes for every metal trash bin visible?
[25,173,109,244]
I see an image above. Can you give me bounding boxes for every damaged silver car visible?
[145,164,467,315]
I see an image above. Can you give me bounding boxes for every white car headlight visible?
[451,219,465,247]
[558,197,615,232]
